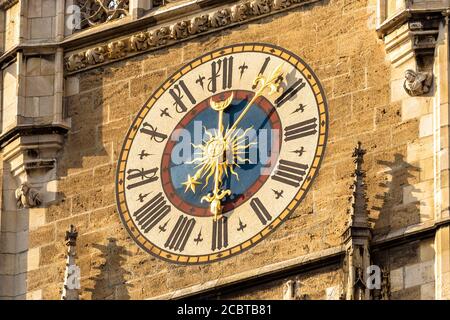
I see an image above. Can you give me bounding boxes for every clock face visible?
[116,43,328,264]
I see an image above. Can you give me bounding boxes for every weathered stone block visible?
[404,260,435,288]
[29,224,55,249]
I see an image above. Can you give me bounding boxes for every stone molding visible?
[377,4,448,72]
[150,246,345,300]
[148,216,450,300]
[64,0,319,74]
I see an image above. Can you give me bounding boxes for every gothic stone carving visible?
[61,225,80,300]
[250,0,271,15]
[188,15,209,34]
[273,0,291,10]
[170,21,190,39]
[231,3,249,22]
[404,69,432,96]
[66,53,86,71]
[209,9,231,28]
[15,183,42,209]
[130,32,149,51]
[107,40,127,59]
[65,0,313,73]
[85,47,106,65]
[77,0,130,30]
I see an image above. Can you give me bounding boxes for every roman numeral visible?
[252,57,271,89]
[208,57,234,93]
[250,198,272,225]
[284,118,318,142]
[126,168,159,190]
[275,78,306,108]
[211,217,228,251]
[140,123,168,143]
[134,192,171,233]
[164,215,196,252]
[272,160,309,187]
[169,80,196,113]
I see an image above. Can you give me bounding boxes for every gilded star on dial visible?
[182,174,201,193]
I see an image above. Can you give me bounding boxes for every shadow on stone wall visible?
[372,154,422,234]
[85,238,133,300]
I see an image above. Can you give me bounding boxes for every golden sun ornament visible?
[186,127,256,189]
[182,62,284,221]
[182,93,256,220]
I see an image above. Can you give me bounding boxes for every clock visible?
[115,43,328,264]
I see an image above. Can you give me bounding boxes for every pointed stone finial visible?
[343,142,372,300]
[65,224,78,246]
[349,142,368,227]
[61,225,80,300]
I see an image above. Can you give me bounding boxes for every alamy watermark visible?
[169,122,280,176]
[66,5,82,31]
[65,265,81,290]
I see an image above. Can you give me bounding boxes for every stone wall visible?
[22,0,437,300]
[221,264,342,300]
[373,238,435,300]
[4,2,19,51]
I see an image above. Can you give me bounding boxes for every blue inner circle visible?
[168,96,276,209]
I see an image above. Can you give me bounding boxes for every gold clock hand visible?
[183,95,234,194]
[201,94,234,220]
[224,63,284,140]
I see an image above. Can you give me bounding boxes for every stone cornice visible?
[64,0,321,74]
[372,216,450,250]
[150,246,345,300]
[376,6,450,38]
[0,0,18,10]
[148,216,450,300]
[0,124,69,150]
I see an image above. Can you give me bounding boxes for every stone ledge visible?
[377,5,450,38]
[372,216,450,249]
[149,245,344,300]
[149,216,450,300]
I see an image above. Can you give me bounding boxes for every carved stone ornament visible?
[77,0,130,29]
[15,183,42,209]
[404,69,432,96]
[65,225,79,247]
[65,0,314,73]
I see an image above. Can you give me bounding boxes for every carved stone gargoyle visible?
[404,69,432,96]
[15,182,42,209]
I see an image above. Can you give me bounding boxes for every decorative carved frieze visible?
[65,0,313,73]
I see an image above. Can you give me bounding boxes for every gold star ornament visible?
[182,175,201,193]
